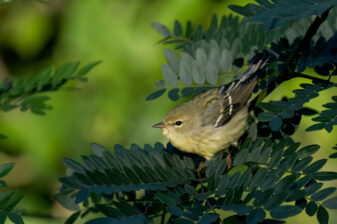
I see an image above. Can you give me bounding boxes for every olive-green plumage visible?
[153,59,268,160]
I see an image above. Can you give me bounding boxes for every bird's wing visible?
[200,58,268,128]
[200,80,248,128]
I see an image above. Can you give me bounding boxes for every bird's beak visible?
[152,121,166,128]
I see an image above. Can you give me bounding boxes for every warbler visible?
[153,58,268,163]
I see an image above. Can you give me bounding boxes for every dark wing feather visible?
[201,58,269,128]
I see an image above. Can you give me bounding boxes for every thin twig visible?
[289,8,331,71]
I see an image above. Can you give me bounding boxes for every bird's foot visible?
[197,161,205,178]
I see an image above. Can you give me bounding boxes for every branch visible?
[289,8,331,71]
[249,9,331,111]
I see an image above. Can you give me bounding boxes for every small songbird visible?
[153,57,268,164]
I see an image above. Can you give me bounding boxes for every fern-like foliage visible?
[0,61,101,115]
[58,1,337,224]
[229,0,337,30]
[0,163,24,224]
[57,131,337,224]
[306,96,337,132]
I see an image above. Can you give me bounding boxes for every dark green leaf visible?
[246,208,266,224]
[62,158,85,173]
[257,112,275,121]
[8,214,24,224]
[146,89,166,101]
[269,116,282,131]
[303,159,327,175]
[297,145,320,159]
[228,5,254,17]
[270,206,302,219]
[317,205,329,224]
[0,211,6,224]
[313,172,337,181]
[311,188,336,201]
[306,201,318,216]
[0,163,14,178]
[168,88,180,101]
[322,197,337,209]
[65,211,81,224]
[198,213,219,224]
[292,157,313,172]
[174,20,183,36]
[329,152,337,158]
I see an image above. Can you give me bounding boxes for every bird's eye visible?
[175,121,182,126]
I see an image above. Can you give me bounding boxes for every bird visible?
[153,57,268,167]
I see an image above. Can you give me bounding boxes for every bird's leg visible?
[226,142,238,168]
[226,153,232,168]
[197,161,204,179]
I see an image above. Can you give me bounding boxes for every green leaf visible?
[168,88,180,101]
[257,112,275,121]
[246,208,266,224]
[311,188,336,201]
[220,49,232,72]
[329,152,337,158]
[0,163,14,178]
[205,61,218,84]
[192,61,204,84]
[269,116,282,131]
[292,157,313,172]
[317,205,329,224]
[161,64,178,87]
[77,60,102,77]
[61,158,85,173]
[65,211,81,224]
[164,49,180,73]
[0,211,6,224]
[8,214,24,224]
[152,22,172,38]
[174,20,183,36]
[179,61,192,85]
[303,159,327,175]
[322,197,337,209]
[0,134,7,140]
[228,5,254,17]
[0,190,16,208]
[146,89,166,101]
[270,206,302,219]
[313,172,337,181]
[306,201,318,216]
[198,213,219,224]
[258,102,284,113]
[297,145,320,159]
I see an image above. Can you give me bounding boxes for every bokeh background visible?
[0,0,336,223]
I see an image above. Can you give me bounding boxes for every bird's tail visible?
[240,54,270,83]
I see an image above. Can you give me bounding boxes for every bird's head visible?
[152,103,195,140]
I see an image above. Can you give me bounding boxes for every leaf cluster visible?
[0,61,101,115]
[58,1,337,224]
[229,0,337,30]
[0,163,24,224]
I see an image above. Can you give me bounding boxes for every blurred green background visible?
[0,0,335,223]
